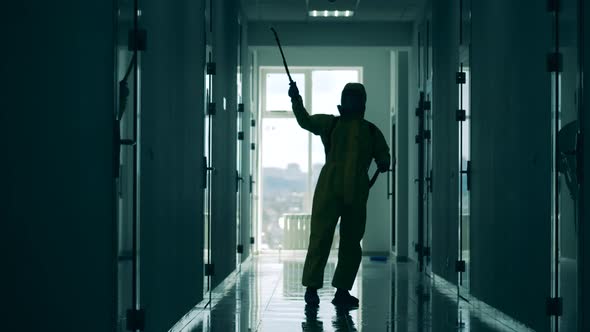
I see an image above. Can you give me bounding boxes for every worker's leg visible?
[302,185,340,289]
[332,197,367,290]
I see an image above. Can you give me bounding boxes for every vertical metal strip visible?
[577,0,585,328]
[207,50,213,303]
[418,32,422,89]
[553,3,561,331]
[459,62,464,286]
[131,0,139,328]
[417,92,425,272]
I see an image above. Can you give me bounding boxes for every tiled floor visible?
[172,252,532,332]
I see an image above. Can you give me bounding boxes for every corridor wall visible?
[469,1,551,330]
[582,3,590,329]
[139,0,206,330]
[1,1,117,331]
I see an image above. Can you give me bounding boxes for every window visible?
[259,67,362,250]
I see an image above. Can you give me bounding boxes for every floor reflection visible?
[173,252,529,332]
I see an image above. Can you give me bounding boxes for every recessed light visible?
[308,10,354,17]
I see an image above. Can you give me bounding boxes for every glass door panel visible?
[458,0,472,300]
[203,0,213,302]
[236,15,243,268]
[555,0,580,330]
[459,68,471,292]
[116,0,140,329]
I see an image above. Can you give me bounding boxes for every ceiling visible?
[241,0,426,22]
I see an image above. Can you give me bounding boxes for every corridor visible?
[172,253,529,332]
[4,0,590,331]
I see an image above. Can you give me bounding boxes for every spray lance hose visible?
[270,27,381,189]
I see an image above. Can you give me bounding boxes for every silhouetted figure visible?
[288,82,391,308]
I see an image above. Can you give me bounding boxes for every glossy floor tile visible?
[172,252,531,332]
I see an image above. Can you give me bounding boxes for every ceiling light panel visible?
[308,10,354,17]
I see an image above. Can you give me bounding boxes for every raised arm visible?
[289,83,333,135]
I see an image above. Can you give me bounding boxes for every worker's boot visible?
[331,288,359,308]
[305,287,320,307]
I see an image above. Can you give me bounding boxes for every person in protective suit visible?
[288,81,391,308]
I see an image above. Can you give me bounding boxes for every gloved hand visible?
[288,82,300,99]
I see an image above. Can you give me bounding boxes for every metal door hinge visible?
[415,107,424,117]
[251,119,256,127]
[456,109,466,122]
[236,171,243,192]
[238,103,244,113]
[126,308,145,331]
[237,244,244,253]
[466,161,472,191]
[546,297,563,316]
[206,62,216,75]
[238,131,244,140]
[461,161,472,191]
[128,29,147,51]
[203,156,208,189]
[120,139,136,146]
[250,237,255,244]
[415,134,422,144]
[424,100,431,111]
[426,172,433,193]
[205,263,215,276]
[207,102,216,115]
[547,53,563,73]
[249,175,254,194]
[414,243,422,253]
[576,131,583,184]
[456,72,466,84]
[251,143,256,150]
[456,260,466,272]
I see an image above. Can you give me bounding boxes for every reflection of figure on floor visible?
[289,82,391,308]
[332,306,358,332]
[302,305,324,332]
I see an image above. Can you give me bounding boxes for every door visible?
[236,14,244,267]
[550,0,581,330]
[203,0,214,303]
[115,0,141,330]
[424,20,433,277]
[457,0,472,297]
